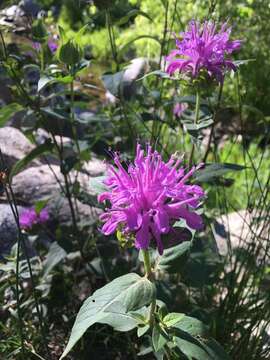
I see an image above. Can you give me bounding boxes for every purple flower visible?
[19,207,49,230]
[166,20,242,83]
[33,42,42,51]
[48,38,58,53]
[98,144,205,255]
[173,102,188,118]
[39,208,50,223]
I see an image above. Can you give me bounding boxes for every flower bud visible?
[58,40,83,66]
[32,19,48,43]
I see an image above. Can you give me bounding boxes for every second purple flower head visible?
[166,20,242,83]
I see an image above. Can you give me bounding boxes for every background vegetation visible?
[0,0,269,359]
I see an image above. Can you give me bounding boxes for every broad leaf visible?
[61,273,155,358]
[0,103,23,127]
[102,71,124,97]
[163,312,185,328]
[152,325,168,352]
[172,328,214,360]
[173,316,208,337]
[172,327,231,360]
[42,242,66,278]
[157,242,191,273]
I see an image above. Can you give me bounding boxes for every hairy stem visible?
[188,90,201,168]
[141,250,156,327]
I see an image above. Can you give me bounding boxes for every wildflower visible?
[98,144,205,255]
[48,38,58,53]
[32,38,58,53]
[33,41,42,51]
[166,20,241,83]
[173,102,188,118]
[19,207,49,230]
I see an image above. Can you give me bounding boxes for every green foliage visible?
[61,273,155,358]
[0,1,269,359]
[0,103,23,127]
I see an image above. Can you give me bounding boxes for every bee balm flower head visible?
[166,20,241,83]
[19,207,49,230]
[98,144,205,255]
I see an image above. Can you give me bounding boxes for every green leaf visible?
[58,25,67,42]
[138,70,171,81]
[61,273,155,358]
[40,107,70,121]
[194,163,246,183]
[173,316,208,337]
[42,242,66,278]
[98,302,138,332]
[163,313,185,328]
[157,242,191,273]
[38,75,73,92]
[10,139,54,179]
[172,327,231,360]
[35,200,48,214]
[138,324,150,337]
[116,9,153,26]
[90,176,107,195]
[0,103,23,127]
[172,328,213,360]
[152,325,168,352]
[102,71,124,97]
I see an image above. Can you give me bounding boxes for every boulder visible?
[0,204,24,256]
[11,161,105,225]
[0,126,41,170]
[214,210,269,258]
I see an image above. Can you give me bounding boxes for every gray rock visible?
[11,162,104,225]
[0,204,24,256]
[0,126,40,170]
[214,210,269,258]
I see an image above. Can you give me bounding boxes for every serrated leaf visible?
[163,313,185,328]
[157,242,191,273]
[10,139,54,179]
[0,103,23,127]
[61,273,155,358]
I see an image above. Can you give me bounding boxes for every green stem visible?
[141,250,156,327]
[70,71,81,157]
[142,249,152,278]
[106,9,119,71]
[188,90,201,168]
[40,45,45,73]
